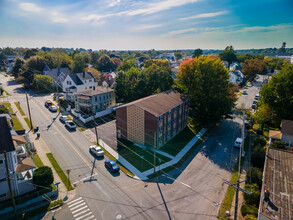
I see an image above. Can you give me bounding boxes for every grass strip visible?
[24,117,33,130]
[46,153,74,191]
[1,102,13,113]
[14,102,25,116]
[4,90,10,96]
[33,152,44,167]
[12,116,23,130]
[48,199,63,210]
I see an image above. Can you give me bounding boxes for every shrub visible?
[243,184,260,206]
[0,106,9,114]
[246,166,263,188]
[253,136,267,147]
[251,145,266,169]
[241,205,258,217]
[33,166,54,187]
[272,140,286,150]
[244,214,258,220]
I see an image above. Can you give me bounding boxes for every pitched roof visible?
[0,116,15,153]
[43,64,51,72]
[281,120,293,136]
[12,136,27,147]
[269,130,281,139]
[117,90,187,117]
[45,67,71,83]
[77,72,96,81]
[75,87,113,96]
[68,73,83,85]
[16,157,36,173]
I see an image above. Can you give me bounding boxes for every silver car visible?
[89,145,104,157]
[65,120,76,129]
[60,115,68,123]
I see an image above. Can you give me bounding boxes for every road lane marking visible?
[75,212,92,220]
[70,202,86,211]
[73,209,90,217]
[72,205,88,214]
[68,200,85,208]
[68,197,83,204]
[84,215,95,220]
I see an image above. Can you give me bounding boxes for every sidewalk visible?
[9,101,76,203]
[82,127,207,180]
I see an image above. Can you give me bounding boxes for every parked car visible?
[89,145,104,157]
[254,94,260,100]
[65,120,76,129]
[49,105,58,112]
[255,75,259,79]
[243,90,248,95]
[105,160,120,172]
[234,138,243,148]
[251,104,257,109]
[45,100,52,108]
[253,100,257,105]
[59,115,68,123]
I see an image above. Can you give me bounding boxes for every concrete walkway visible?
[91,128,207,180]
[134,143,174,159]
[9,101,76,203]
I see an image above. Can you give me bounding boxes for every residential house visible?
[0,116,36,202]
[5,55,24,73]
[62,72,98,101]
[222,61,229,69]
[229,70,244,85]
[229,61,242,71]
[43,65,72,88]
[116,90,188,149]
[74,87,116,114]
[258,148,293,220]
[268,120,293,149]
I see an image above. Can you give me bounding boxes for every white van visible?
[234,138,243,148]
[255,94,260,100]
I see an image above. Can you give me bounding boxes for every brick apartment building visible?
[116,90,188,149]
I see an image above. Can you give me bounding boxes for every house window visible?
[100,96,102,101]
[95,97,97,102]
[0,160,3,164]
[85,87,87,90]
[67,81,71,85]
[0,193,7,199]
[89,79,92,82]
[89,86,92,89]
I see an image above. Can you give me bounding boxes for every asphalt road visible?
[0,74,262,219]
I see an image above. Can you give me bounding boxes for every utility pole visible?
[92,109,99,145]
[153,132,156,174]
[4,151,18,219]
[26,93,33,131]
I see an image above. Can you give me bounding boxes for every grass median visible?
[33,152,44,167]
[46,153,74,191]
[14,102,25,116]
[12,116,23,130]
[24,117,34,130]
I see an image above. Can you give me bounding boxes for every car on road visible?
[243,90,248,95]
[49,105,58,112]
[253,100,257,105]
[234,138,243,148]
[65,120,76,129]
[105,160,120,172]
[89,145,104,157]
[254,94,260,100]
[252,104,257,109]
[59,115,69,123]
[45,100,52,108]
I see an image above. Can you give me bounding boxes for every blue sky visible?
[0,0,293,50]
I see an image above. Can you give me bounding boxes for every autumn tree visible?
[192,48,203,58]
[176,56,236,126]
[219,46,238,64]
[241,58,267,81]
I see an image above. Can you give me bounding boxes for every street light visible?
[140,156,144,172]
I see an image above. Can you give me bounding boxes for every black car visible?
[105,160,120,173]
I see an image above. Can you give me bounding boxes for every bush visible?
[0,106,9,114]
[243,184,260,206]
[246,166,263,188]
[241,205,258,217]
[251,145,266,169]
[253,136,267,147]
[272,140,286,150]
[33,166,54,187]
[244,214,258,220]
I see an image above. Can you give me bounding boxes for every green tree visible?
[243,184,260,206]
[219,46,238,64]
[32,74,53,93]
[90,51,100,67]
[11,57,24,78]
[144,59,169,69]
[260,65,293,124]
[251,145,266,170]
[245,166,263,188]
[96,54,115,72]
[2,47,17,55]
[241,205,258,218]
[70,52,91,73]
[174,52,183,61]
[0,52,7,70]
[24,49,38,59]
[272,140,286,150]
[176,56,236,126]
[33,166,54,187]
[192,48,203,58]
[118,58,136,72]
[253,103,273,132]
[21,56,46,85]
[237,54,254,63]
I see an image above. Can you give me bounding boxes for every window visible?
[85,87,87,90]
[0,160,3,164]
[0,177,6,183]
[0,193,7,199]
[100,96,102,101]
[89,79,92,82]
[89,86,92,89]
[95,97,97,102]
[67,81,71,85]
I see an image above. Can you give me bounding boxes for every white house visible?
[61,72,98,101]
[0,116,36,202]
[229,70,244,85]
[280,120,293,148]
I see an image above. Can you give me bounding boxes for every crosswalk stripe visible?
[68,200,84,208]
[70,202,86,211]
[68,197,83,205]
[72,206,88,214]
[73,209,90,218]
[75,212,92,220]
[84,215,95,220]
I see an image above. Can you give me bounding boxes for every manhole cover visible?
[116,214,122,219]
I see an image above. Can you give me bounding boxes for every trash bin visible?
[34,126,39,133]
[37,132,40,138]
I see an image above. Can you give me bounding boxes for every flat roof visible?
[259,148,293,219]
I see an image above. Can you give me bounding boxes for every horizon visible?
[1,0,293,50]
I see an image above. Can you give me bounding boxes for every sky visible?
[0,0,293,50]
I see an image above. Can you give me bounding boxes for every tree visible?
[245,166,263,188]
[251,145,266,170]
[176,56,236,126]
[2,47,17,55]
[174,52,183,61]
[32,74,53,93]
[272,140,286,150]
[241,205,258,219]
[260,65,293,124]
[96,54,115,72]
[118,58,136,72]
[33,166,54,187]
[253,103,273,132]
[144,59,169,69]
[90,51,100,67]
[241,58,267,81]
[0,52,7,70]
[243,184,260,206]
[111,57,121,69]
[70,52,91,73]
[237,54,254,63]
[21,56,46,85]
[24,49,38,59]
[219,45,238,64]
[11,57,24,78]
[192,48,203,58]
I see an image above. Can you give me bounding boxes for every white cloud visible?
[227,23,293,34]
[134,24,163,30]
[168,28,198,36]
[180,11,228,21]
[19,2,43,13]
[127,0,199,16]
[108,0,121,7]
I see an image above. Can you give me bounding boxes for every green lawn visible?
[46,153,74,191]
[33,153,44,167]
[0,102,13,113]
[24,117,33,130]
[12,116,23,130]
[159,126,197,156]
[14,102,25,116]
[118,143,171,172]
